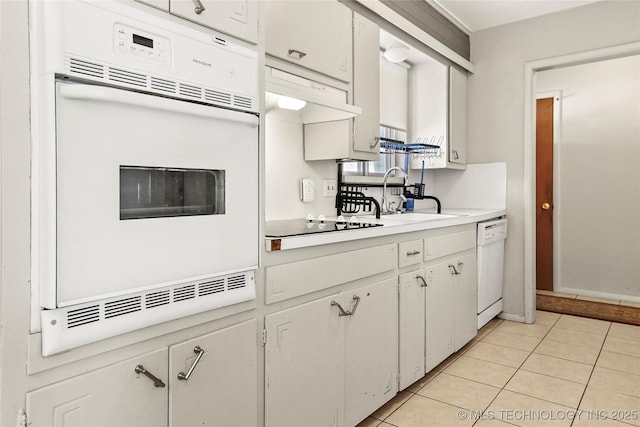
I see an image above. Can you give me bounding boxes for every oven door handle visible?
[57,83,258,126]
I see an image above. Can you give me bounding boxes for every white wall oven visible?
[30,0,259,355]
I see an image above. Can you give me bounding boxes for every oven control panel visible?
[114,23,172,67]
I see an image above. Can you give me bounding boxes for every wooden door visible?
[265,294,344,427]
[536,98,554,291]
[169,320,258,427]
[344,279,398,427]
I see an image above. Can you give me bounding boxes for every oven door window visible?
[120,166,225,220]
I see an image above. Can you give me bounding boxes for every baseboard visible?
[498,312,525,323]
[537,294,640,326]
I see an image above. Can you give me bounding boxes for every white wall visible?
[468,1,640,318]
[537,55,640,301]
[265,113,339,220]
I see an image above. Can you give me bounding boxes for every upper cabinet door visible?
[265,0,352,82]
[352,12,381,157]
[449,66,468,165]
[170,0,258,44]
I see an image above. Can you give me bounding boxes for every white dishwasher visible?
[477,218,508,328]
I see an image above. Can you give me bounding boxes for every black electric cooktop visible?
[265,218,383,238]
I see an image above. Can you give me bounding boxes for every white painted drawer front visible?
[266,244,396,304]
[424,230,476,261]
[398,239,423,268]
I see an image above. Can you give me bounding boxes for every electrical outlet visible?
[323,179,337,197]
[300,178,315,202]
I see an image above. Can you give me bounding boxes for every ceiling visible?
[431,0,602,33]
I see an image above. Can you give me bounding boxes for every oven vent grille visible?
[234,96,253,110]
[205,89,232,105]
[108,68,146,88]
[41,270,256,356]
[174,284,196,302]
[67,305,100,328]
[179,83,202,99]
[145,290,171,309]
[150,77,177,94]
[68,58,104,79]
[227,274,247,290]
[105,296,142,319]
[199,278,225,296]
[64,55,257,113]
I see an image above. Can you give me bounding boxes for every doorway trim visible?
[522,41,640,324]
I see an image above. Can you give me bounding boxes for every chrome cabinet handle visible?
[448,262,464,275]
[369,136,380,149]
[178,346,205,380]
[416,275,428,287]
[452,150,459,160]
[287,49,307,60]
[192,0,206,15]
[135,365,166,388]
[406,250,421,256]
[331,295,361,316]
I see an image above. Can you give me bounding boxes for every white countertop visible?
[265,208,506,251]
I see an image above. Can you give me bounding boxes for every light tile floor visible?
[357,311,640,427]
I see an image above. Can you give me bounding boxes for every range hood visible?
[265,66,361,124]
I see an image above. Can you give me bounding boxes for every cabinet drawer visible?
[266,244,396,304]
[424,230,476,261]
[399,239,423,268]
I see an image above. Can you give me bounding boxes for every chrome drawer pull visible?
[448,262,464,275]
[406,250,421,256]
[178,346,205,380]
[135,365,166,388]
[416,275,428,287]
[192,0,206,15]
[287,49,307,60]
[331,295,361,316]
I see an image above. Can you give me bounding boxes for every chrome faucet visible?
[382,167,409,214]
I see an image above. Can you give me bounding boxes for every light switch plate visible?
[300,178,315,203]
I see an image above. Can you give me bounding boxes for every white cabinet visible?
[27,320,258,427]
[380,58,408,131]
[302,11,380,161]
[265,278,398,427]
[449,66,467,166]
[424,260,457,371]
[344,280,398,427]
[135,0,258,43]
[351,12,381,160]
[409,63,468,169]
[169,319,258,426]
[265,0,352,82]
[398,230,477,389]
[26,349,168,427]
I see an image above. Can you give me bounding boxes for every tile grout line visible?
[471,312,563,427]
[568,320,613,427]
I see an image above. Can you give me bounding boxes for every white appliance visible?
[477,218,508,328]
[30,0,260,355]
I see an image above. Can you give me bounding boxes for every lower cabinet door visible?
[425,260,455,372]
[26,348,168,427]
[169,319,258,427]
[265,294,344,427]
[344,278,399,427]
[399,270,426,390]
[454,252,478,350]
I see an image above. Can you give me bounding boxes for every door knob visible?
[541,202,551,210]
